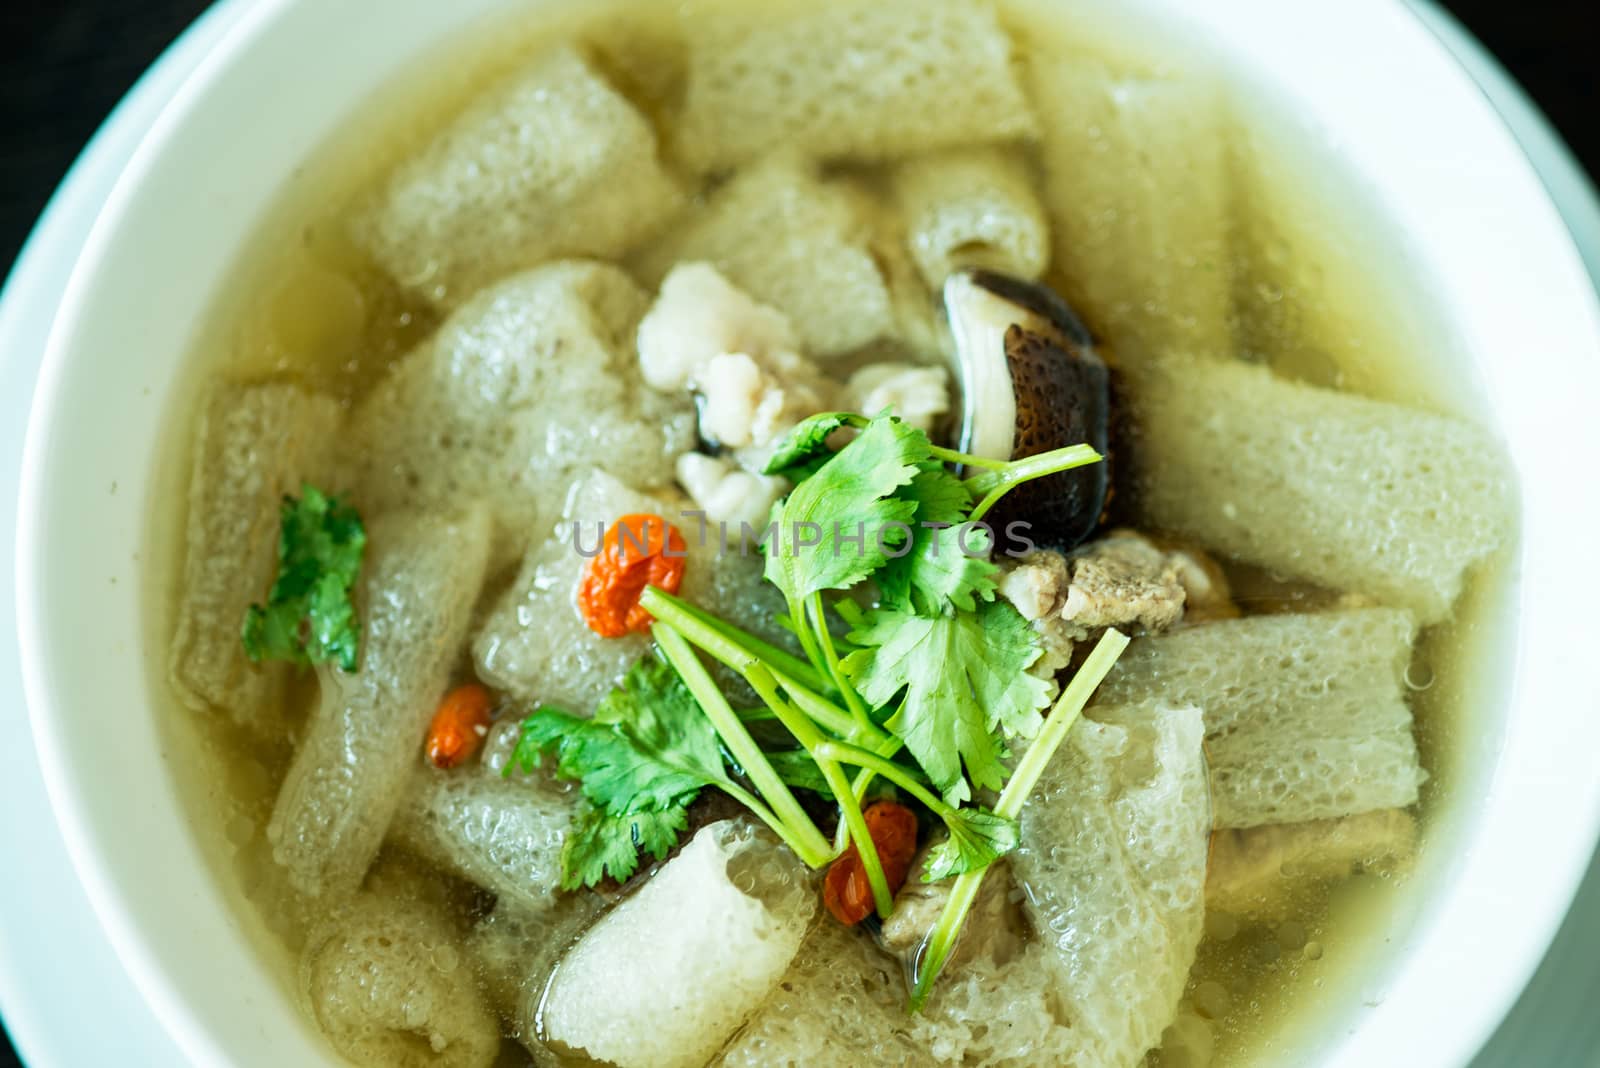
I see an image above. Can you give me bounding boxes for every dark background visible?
[0,0,1593,1065]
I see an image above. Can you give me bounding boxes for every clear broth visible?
[146,1,1516,1065]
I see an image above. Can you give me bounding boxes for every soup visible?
[153,1,1515,1065]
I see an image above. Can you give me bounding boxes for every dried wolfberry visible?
[425,682,494,769]
[577,514,688,638]
[823,800,920,925]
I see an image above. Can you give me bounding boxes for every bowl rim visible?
[15,0,1600,1065]
[0,0,249,1063]
[17,3,323,1063]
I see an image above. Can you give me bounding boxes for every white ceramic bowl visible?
[15,0,1600,1065]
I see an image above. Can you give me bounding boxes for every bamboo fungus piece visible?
[356,46,684,307]
[268,505,492,899]
[390,764,576,914]
[300,877,499,1068]
[674,0,1037,172]
[639,156,895,358]
[1128,356,1512,623]
[349,262,694,570]
[170,381,341,740]
[891,148,1050,288]
[1027,58,1233,365]
[1097,608,1427,827]
[539,821,815,1068]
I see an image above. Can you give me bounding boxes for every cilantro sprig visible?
[241,484,366,672]
[504,653,831,888]
[509,411,1118,1006]
[842,600,1053,805]
[761,414,925,606]
[907,629,1131,1010]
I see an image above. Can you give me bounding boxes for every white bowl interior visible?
[17,0,1600,1065]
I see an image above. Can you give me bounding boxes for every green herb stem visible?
[744,663,895,919]
[830,762,894,918]
[718,781,814,857]
[908,628,1130,1011]
[996,629,1130,820]
[789,597,831,691]
[815,741,951,820]
[964,444,1104,525]
[851,735,906,800]
[797,688,886,749]
[925,444,1009,471]
[739,663,824,752]
[831,596,866,628]
[653,624,833,868]
[807,593,875,734]
[818,739,1012,880]
[834,735,907,853]
[640,587,867,742]
[907,870,986,1012]
[643,586,832,694]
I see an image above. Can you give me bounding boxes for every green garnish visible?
[513,657,730,814]
[908,628,1131,1011]
[761,411,864,481]
[762,414,925,607]
[505,652,832,887]
[764,748,832,794]
[561,805,688,891]
[813,738,1018,880]
[241,484,366,672]
[508,411,1120,1002]
[875,466,999,615]
[843,600,1054,804]
[921,809,1021,882]
[652,625,834,869]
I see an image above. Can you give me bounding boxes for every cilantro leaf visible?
[764,415,929,605]
[900,464,973,526]
[765,748,830,794]
[241,484,366,672]
[519,708,709,813]
[921,808,1020,882]
[877,521,998,615]
[593,655,734,793]
[516,658,734,813]
[876,467,999,615]
[841,600,1052,804]
[506,656,736,886]
[560,802,688,890]
[762,412,868,482]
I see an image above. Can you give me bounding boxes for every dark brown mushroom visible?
[944,270,1111,550]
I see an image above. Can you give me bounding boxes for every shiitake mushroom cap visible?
[944,270,1111,551]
